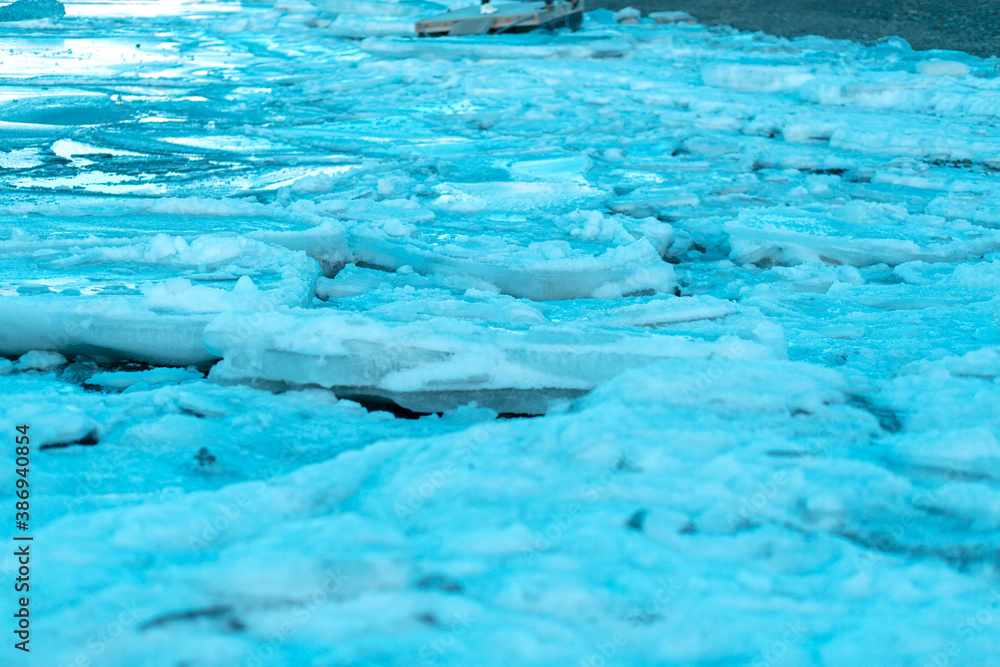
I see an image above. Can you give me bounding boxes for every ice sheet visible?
[2,2,1000,665]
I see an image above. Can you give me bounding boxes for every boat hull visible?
[416,0,584,37]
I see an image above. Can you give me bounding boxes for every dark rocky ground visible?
[589,0,1000,58]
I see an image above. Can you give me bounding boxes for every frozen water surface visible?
[1,1,999,665]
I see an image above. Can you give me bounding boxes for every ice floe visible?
[1,1,999,665]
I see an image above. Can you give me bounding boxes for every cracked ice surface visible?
[1,1,999,665]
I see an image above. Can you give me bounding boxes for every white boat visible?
[415,0,584,37]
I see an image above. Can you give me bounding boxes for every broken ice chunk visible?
[726,208,1000,267]
[204,309,777,413]
[0,235,320,364]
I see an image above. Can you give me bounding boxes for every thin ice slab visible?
[204,308,778,413]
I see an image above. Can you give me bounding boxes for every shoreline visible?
[589,0,999,58]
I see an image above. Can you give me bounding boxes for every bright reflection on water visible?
[63,1,241,19]
[0,1,319,199]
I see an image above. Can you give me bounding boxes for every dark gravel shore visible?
[590,0,1000,58]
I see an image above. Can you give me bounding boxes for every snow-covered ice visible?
[1,1,999,665]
